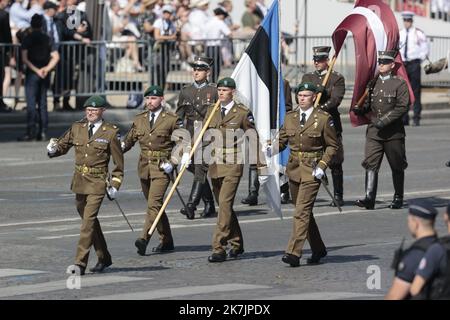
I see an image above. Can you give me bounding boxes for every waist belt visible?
[146,150,169,158]
[295,151,323,158]
[75,165,107,175]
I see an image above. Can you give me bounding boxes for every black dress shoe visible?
[74,264,86,276]
[152,242,174,253]
[241,192,258,206]
[281,253,300,267]
[135,238,148,256]
[446,161,450,168]
[208,252,226,263]
[17,133,36,142]
[306,250,327,265]
[355,198,375,210]
[228,248,244,259]
[389,197,403,209]
[89,260,112,273]
[185,204,195,220]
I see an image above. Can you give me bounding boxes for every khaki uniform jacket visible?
[49,119,124,195]
[205,101,257,179]
[302,70,345,134]
[176,82,218,136]
[363,75,410,141]
[278,108,338,183]
[123,108,184,180]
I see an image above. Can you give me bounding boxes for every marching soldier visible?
[122,85,190,256]
[302,46,345,207]
[205,77,258,263]
[46,95,124,275]
[268,82,338,267]
[176,56,218,220]
[353,50,410,210]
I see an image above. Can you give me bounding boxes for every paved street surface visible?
[0,119,449,300]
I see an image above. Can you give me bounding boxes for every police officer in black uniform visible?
[410,202,450,299]
[385,199,438,300]
[176,56,218,219]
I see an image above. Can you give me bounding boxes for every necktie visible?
[88,124,95,139]
[404,29,409,61]
[221,107,226,118]
[300,112,306,126]
[150,112,155,129]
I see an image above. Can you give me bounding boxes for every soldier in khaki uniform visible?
[205,77,258,263]
[47,96,124,275]
[353,50,410,210]
[123,85,190,256]
[269,82,338,267]
[176,56,218,220]
[302,46,346,207]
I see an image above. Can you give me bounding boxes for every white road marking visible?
[86,283,270,300]
[0,269,46,278]
[262,291,382,300]
[0,276,149,298]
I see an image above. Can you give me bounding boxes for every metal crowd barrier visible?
[1,35,449,108]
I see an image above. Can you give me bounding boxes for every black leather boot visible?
[280,182,290,204]
[201,180,216,218]
[446,160,450,167]
[355,170,378,210]
[241,166,259,206]
[330,169,344,207]
[389,171,404,209]
[181,181,203,220]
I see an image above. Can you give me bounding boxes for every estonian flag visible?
[231,0,286,218]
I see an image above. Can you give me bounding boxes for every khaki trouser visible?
[75,194,111,267]
[139,177,173,245]
[211,176,242,254]
[286,179,326,257]
[362,137,408,172]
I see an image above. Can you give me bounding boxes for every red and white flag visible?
[332,0,415,126]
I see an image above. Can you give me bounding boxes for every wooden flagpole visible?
[147,100,221,237]
[313,55,337,108]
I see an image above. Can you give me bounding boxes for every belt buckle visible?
[82,166,89,174]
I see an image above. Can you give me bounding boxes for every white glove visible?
[46,139,58,154]
[120,141,125,151]
[180,152,191,167]
[107,186,117,200]
[312,167,325,180]
[258,175,269,186]
[160,161,173,174]
[264,144,273,158]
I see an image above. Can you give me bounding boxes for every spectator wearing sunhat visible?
[266,82,338,267]
[176,56,218,220]
[399,11,429,126]
[46,95,124,275]
[385,199,438,300]
[122,85,191,256]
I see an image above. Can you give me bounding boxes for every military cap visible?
[84,95,107,108]
[217,77,236,89]
[408,199,438,221]
[144,85,164,97]
[378,50,397,62]
[43,1,58,10]
[295,82,317,94]
[189,56,213,69]
[213,7,228,17]
[313,46,331,60]
[401,11,415,20]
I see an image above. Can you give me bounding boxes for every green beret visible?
[144,85,164,97]
[217,77,236,89]
[83,95,107,108]
[295,82,317,94]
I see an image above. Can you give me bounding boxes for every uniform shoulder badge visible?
[328,118,335,127]
[136,110,148,117]
[76,118,87,123]
[235,103,249,112]
[247,112,255,124]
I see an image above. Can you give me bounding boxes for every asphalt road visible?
[0,119,449,301]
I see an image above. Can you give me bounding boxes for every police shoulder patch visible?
[418,257,427,270]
